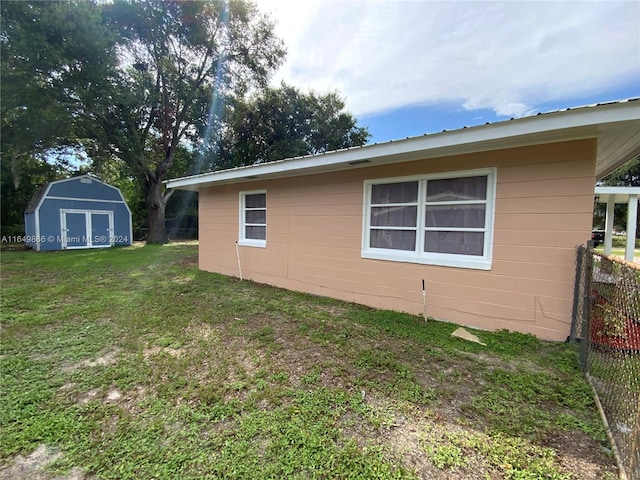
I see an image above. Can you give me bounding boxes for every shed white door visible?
[61,210,113,249]
[91,213,112,247]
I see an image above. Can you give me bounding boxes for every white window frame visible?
[361,168,496,270]
[239,190,267,247]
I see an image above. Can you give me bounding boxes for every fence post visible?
[570,246,584,343]
[630,418,639,480]
[579,247,593,371]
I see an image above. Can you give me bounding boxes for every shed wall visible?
[36,199,132,251]
[24,212,37,249]
[25,176,132,251]
[198,139,597,340]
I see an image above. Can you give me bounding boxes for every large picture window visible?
[362,169,495,269]
[239,190,266,247]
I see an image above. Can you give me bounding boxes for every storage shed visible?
[24,174,132,251]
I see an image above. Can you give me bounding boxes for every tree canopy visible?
[600,156,640,187]
[79,0,287,242]
[1,1,118,160]
[216,84,370,169]
[1,0,119,236]
[1,0,371,242]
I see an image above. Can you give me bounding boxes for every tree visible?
[2,2,368,243]
[1,1,117,160]
[600,156,640,187]
[1,1,117,233]
[81,0,285,243]
[216,83,370,169]
[0,154,66,235]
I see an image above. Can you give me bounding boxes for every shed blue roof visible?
[25,174,127,214]
[25,185,48,213]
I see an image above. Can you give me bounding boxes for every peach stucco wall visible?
[198,139,597,341]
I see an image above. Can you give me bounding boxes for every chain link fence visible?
[571,245,640,479]
[133,228,198,242]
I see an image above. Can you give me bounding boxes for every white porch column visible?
[604,197,615,255]
[626,194,638,262]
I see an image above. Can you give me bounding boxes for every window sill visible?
[361,250,492,270]
[238,239,266,248]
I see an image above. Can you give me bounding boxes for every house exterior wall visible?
[198,139,597,341]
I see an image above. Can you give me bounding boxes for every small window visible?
[362,169,496,270]
[239,190,266,247]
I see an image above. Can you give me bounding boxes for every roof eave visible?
[166,99,640,191]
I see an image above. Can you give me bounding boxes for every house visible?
[593,185,640,262]
[166,99,640,341]
[24,174,132,251]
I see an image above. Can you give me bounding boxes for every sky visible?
[257,0,640,144]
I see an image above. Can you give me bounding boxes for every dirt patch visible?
[341,395,616,480]
[186,323,219,341]
[62,347,120,373]
[78,388,101,405]
[0,445,85,480]
[142,345,183,359]
[383,422,444,479]
[339,395,451,479]
[171,275,193,285]
[105,388,122,402]
[313,303,350,318]
[543,431,618,479]
[174,254,198,267]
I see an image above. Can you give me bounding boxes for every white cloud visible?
[258,0,640,118]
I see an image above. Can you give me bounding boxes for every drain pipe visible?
[235,241,243,281]
[422,279,428,322]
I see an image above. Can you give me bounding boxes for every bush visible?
[0,224,25,238]
[612,235,640,249]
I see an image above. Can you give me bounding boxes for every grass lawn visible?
[594,247,640,261]
[594,235,640,261]
[0,243,617,479]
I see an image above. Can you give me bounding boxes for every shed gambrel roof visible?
[25,185,48,214]
[25,174,127,213]
[166,98,640,191]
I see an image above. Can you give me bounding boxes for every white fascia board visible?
[595,186,640,204]
[166,100,640,191]
[595,186,640,195]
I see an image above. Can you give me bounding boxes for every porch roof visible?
[594,186,640,204]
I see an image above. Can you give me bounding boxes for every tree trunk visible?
[145,177,167,244]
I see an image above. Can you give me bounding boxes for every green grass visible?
[595,247,640,258]
[593,234,640,258]
[0,243,617,478]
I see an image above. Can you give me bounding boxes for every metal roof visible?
[167,98,640,191]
